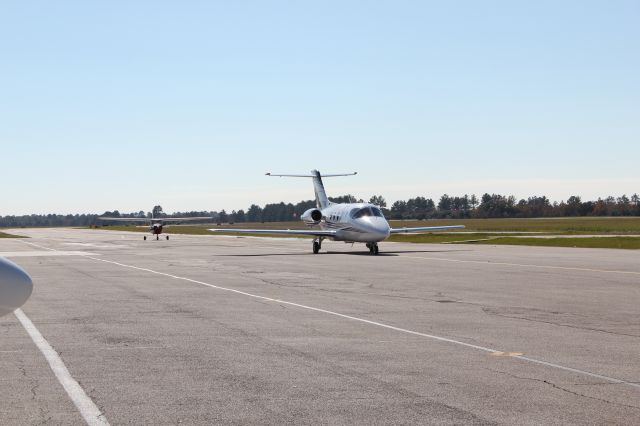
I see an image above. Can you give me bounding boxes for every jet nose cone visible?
[376,219,391,238]
[358,217,390,241]
[0,257,33,317]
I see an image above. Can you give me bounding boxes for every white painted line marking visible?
[0,251,96,258]
[85,255,640,391]
[63,243,128,249]
[14,309,110,426]
[402,255,640,276]
[20,241,57,251]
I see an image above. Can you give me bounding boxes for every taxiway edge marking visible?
[13,309,110,426]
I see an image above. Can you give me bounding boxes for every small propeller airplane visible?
[0,257,33,317]
[209,170,464,255]
[98,213,212,240]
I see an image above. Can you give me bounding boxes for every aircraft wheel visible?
[156,235,159,241]
[313,241,320,254]
[373,244,379,255]
[144,236,147,241]
[166,235,170,240]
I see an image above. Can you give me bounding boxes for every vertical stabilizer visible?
[311,170,330,209]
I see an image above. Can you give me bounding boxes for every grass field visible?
[97,217,640,249]
[389,232,640,249]
[388,233,494,244]
[474,237,640,250]
[0,231,25,238]
[388,217,640,234]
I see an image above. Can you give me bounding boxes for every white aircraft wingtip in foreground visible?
[210,170,464,254]
[0,257,33,317]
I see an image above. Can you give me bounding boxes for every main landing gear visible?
[145,235,169,241]
[366,242,380,255]
[312,238,324,254]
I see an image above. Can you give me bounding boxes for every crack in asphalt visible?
[486,368,640,411]
[482,308,640,338]
[17,358,52,425]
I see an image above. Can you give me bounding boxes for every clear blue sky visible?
[1,1,638,215]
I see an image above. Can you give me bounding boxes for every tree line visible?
[1,193,639,228]
[218,193,640,222]
[383,194,640,219]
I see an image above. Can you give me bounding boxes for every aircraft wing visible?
[390,225,465,234]
[97,217,149,222]
[209,228,337,237]
[157,217,212,222]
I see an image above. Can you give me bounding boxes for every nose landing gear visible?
[366,242,380,255]
[312,237,324,254]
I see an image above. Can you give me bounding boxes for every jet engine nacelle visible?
[301,208,323,225]
[0,257,33,317]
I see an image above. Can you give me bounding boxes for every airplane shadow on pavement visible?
[214,249,471,258]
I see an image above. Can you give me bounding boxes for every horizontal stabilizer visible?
[266,169,357,209]
[266,172,357,178]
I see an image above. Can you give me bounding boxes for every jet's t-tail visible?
[266,170,357,209]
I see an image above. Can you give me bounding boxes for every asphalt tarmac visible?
[1,228,639,425]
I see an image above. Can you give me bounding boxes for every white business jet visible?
[209,170,464,254]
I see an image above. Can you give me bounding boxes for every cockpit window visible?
[352,207,384,219]
[352,208,366,219]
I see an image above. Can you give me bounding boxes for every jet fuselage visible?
[304,203,391,243]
